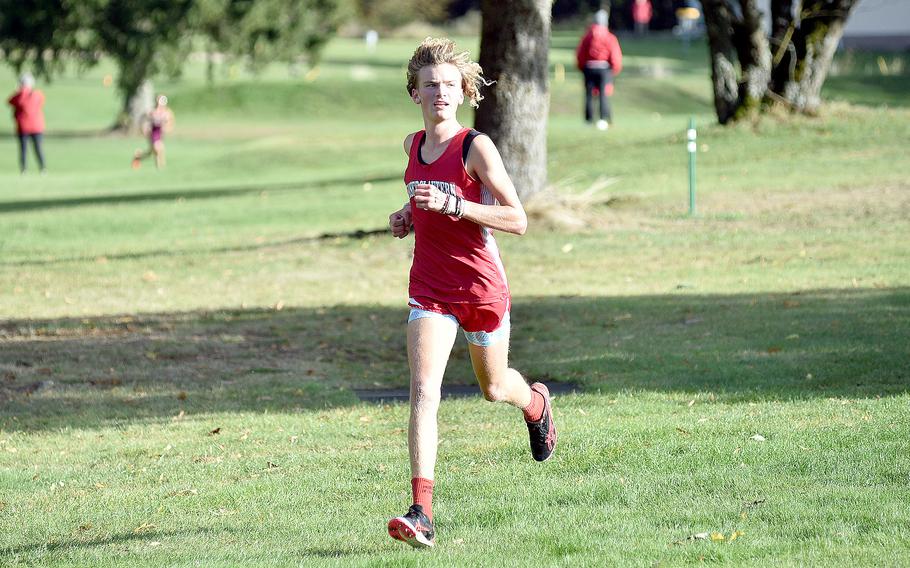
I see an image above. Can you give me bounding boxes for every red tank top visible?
[404,127,510,304]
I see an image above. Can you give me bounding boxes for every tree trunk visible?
[731,0,771,118]
[704,0,857,123]
[475,0,552,201]
[115,52,155,132]
[769,0,797,96]
[702,0,740,124]
[127,80,154,134]
[773,0,858,114]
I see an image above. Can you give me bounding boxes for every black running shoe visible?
[526,382,557,462]
[388,504,435,548]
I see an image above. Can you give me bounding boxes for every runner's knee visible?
[479,378,507,403]
[411,380,442,408]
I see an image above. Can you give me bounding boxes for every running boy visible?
[386,38,557,549]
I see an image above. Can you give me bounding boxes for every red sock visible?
[522,389,545,422]
[411,477,434,520]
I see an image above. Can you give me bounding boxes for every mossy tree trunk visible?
[769,0,857,114]
[702,0,743,124]
[702,0,858,124]
[475,0,553,201]
[702,0,771,123]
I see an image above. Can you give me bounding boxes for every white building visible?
[755,0,910,51]
[842,0,910,50]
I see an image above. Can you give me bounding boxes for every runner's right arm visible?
[389,133,417,238]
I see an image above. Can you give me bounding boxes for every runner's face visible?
[412,64,464,122]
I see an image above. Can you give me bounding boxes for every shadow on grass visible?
[1,529,212,557]
[0,172,399,215]
[1,227,388,268]
[1,287,907,432]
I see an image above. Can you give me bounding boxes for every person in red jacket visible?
[633,0,653,35]
[7,73,46,173]
[576,9,623,130]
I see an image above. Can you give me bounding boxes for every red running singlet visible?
[404,128,510,304]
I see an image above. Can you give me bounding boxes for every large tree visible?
[93,0,196,129]
[0,0,101,79]
[475,0,553,201]
[701,0,859,124]
[2,0,346,127]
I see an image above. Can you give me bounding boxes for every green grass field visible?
[1,34,909,566]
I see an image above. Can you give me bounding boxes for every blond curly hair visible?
[406,37,489,109]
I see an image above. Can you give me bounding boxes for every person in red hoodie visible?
[633,0,653,35]
[576,9,623,130]
[7,73,46,173]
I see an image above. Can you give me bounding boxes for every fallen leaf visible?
[561,243,573,253]
[750,434,766,442]
[675,427,691,436]
[710,532,725,542]
[209,427,221,436]
[729,530,744,541]
[177,391,187,401]
[133,523,157,534]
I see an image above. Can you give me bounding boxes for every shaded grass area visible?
[2,288,906,433]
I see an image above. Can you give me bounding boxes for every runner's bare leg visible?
[407,316,458,479]
[468,337,533,408]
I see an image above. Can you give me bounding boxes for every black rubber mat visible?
[355,381,580,403]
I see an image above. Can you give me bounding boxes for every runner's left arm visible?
[422,134,527,235]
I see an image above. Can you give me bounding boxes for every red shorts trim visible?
[408,296,510,333]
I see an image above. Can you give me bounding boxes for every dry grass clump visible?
[524,176,628,231]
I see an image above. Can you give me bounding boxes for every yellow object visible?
[677,7,700,20]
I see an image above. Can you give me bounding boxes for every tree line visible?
[0,0,348,129]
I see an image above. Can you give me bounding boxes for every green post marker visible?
[687,117,697,216]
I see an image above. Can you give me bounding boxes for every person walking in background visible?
[132,94,174,170]
[633,0,653,35]
[576,8,623,130]
[7,73,46,174]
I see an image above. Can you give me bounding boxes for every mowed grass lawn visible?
[1,34,909,566]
